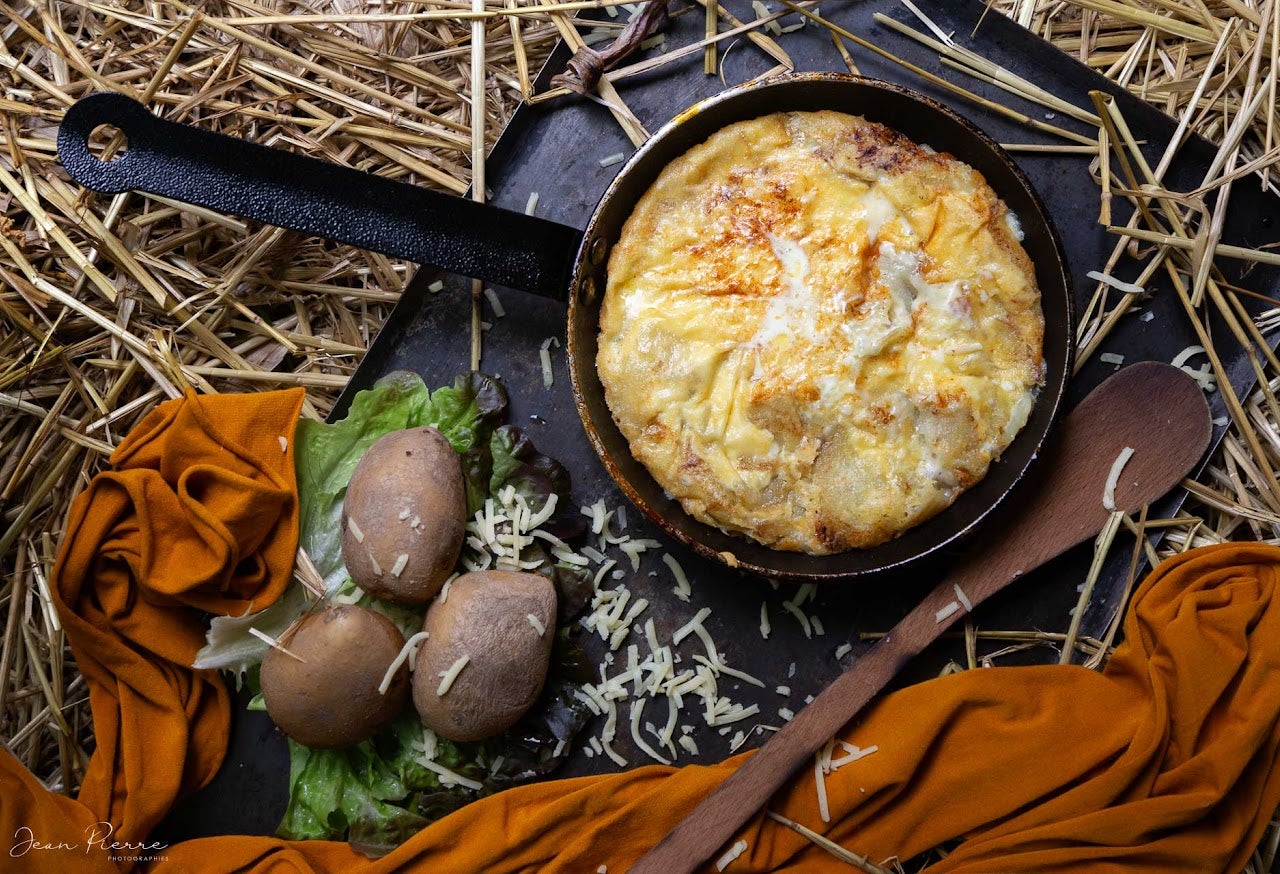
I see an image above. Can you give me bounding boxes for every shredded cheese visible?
[346,517,365,543]
[789,583,817,607]
[1171,345,1217,391]
[1103,446,1135,511]
[413,726,439,761]
[759,603,771,640]
[694,655,765,688]
[672,607,712,645]
[663,553,692,601]
[527,613,546,636]
[598,152,625,167]
[935,601,961,623]
[524,192,539,217]
[829,743,879,770]
[390,553,409,578]
[277,435,288,453]
[601,737,628,767]
[427,279,444,293]
[711,703,760,726]
[330,585,365,606]
[379,631,430,694]
[540,345,554,388]
[484,286,506,318]
[1087,269,1144,295]
[953,583,973,613]
[814,753,831,823]
[716,840,749,871]
[436,655,470,697]
[835,643,853,660]
[560,498,805,763]
[629,699,671,764]
[595,559,622,593]
[416,756,483,791]
[782,600,812,638]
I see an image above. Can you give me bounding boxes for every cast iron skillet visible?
[57,72,1073,582]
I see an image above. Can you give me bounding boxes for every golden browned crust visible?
[598,111,1044,554]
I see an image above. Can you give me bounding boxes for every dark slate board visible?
[154,0,1280,844]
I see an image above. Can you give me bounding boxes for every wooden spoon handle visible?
[631,362,1211,874]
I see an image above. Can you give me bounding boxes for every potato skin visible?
[261,605,408,749]
[341,427,465,605]
[412,571,557,742]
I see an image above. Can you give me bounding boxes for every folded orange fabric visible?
[2,389,1279,873]
[1,389,303,873]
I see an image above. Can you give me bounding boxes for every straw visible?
[3,0,1280,864]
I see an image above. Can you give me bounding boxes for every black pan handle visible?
[58,92,582,300]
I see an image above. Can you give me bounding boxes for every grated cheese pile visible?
[560,500,795,765]
[460,486,843,768]
[461,486,561,573]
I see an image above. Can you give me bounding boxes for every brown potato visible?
[341,427,465,605]
[260,604,408,749]
[412,571,557,742]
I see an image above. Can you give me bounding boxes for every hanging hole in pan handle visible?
[87,124,127,162]
[58,92,155,194]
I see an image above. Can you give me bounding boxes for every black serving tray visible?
[154,0,1280,843]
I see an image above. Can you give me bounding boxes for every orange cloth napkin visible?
[1,389,303,873]
[2,389,1279,873]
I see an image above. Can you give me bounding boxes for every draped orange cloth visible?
[2,389,1279,873]
[1,389,303,874]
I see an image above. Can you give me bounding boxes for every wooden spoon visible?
[632,361,1212,874]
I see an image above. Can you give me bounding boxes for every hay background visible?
[1,0,1277,869]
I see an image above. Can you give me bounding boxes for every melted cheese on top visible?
[597,111,1044,553]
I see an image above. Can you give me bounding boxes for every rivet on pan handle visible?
[57,92,584,299]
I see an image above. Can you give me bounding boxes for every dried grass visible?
[1,0,1279,867]
[0,0,559,795]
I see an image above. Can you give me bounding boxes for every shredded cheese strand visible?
[378,630,430,695]
[716,839,749,872]
[436,654,470,697]
[1103,446,1136,511]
